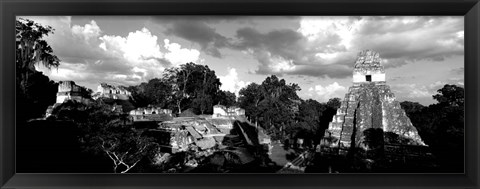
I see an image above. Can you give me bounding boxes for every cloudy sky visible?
[20,16,464,105]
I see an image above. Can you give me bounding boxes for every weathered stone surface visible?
[317,50,433,172]
[45,81,91,117]
[93,83,132,100]
[213,105,246,118]
[56,80,91,104]
[353,50,386,84]
[322,50,426,151]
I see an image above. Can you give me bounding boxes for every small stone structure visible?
[45,81,91,117]
[55,81,91,104]
[319,50,430,170]
[154,117,271,155]
[213,105,245,118]
[352,50,386,85]
[93,83,131,100]
[129,106,173,121]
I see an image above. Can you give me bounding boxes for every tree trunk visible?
[177,100,181,114]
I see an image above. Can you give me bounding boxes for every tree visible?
[193,93,213,115]
[52,100,158,173]
[400,101,425,115]
[295,99,326,145]
[94,126,157,173]
[238,83,264,122]
[16,18,61,120]
[163,62,221,114]
[400,84,464,172]
[238,75,301,140]
[215,90,237,107]
[129,78,172,108]
[433,84,464,107]
[191,65,221,114]
[16,18,60,92]
[326,98,341,109]
[163,66,191,113]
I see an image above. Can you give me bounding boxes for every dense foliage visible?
[237,75,340,145]
[16,18,60,121]
[52,100,158,173]
[128,62,236,115]
[400,84,464,172]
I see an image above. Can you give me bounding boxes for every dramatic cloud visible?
[351,16,464,68]
[94,28,166,85]
[164,20,230,58]
[233,27,353,78]
[99,28,164,64]
[27,17,202,89]
[218,68,250,96]
[71,20,102,41]
[97,28,202,82]
[308,82,347,102]
[38,63,90,81]
[26,16,464,105]
[228,17,356,78]
[163,39,202,66]
[154,16,463,81]
[230,16,463,78]
[298,16,359,50]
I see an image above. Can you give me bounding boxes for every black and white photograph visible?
[16,16,464,173]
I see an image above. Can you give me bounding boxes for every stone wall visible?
[55,81,90,104]
[352,50,386,85]
[46,81,91,117]
[213,105,245,117]
[93,83,132,100]
[320,50,429,168]
[324,83,426,150]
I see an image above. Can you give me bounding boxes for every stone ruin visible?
[92,83,132,100]
[45,81,91,117]
[145,117,272,171]
[319,50,433,171]
[212,105,246,118]
[55,81,91,104]
[129,106,173,122]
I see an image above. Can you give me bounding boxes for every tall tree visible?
[238,83,264,122]
[238,75,301,140]
[296,99,326,139]
[16,18,61,120]
[163,66,190,113]
[192,93,213,114]
[128,78,172,108]
[326,98,341,109]
[191,64,221,114]
[215,90,237,107]
[433,84,464,107]
[163,62,221,114]
[16,18,60,92]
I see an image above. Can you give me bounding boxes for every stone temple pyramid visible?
[321,50,426,156]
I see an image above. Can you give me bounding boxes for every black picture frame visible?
[1,0,479,188]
